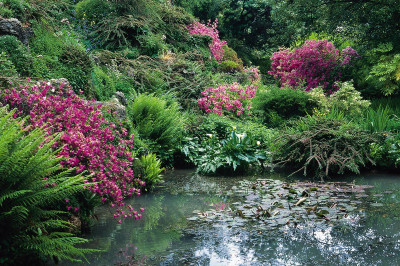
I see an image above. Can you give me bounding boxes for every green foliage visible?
[0,35,32,76]
[362,106,394,133]
[370,133,400,169]
[59,45,93,95]
[182,129,268,175]
[367,47,400,95]
[309,82,371,116]
[181,114,274,174]
[137,32,168,57]
[218,45,243,73]
[91,66,116,101]
[127,94,185,165]
[0,107,97,264]
[253,85,318,126]
[30,26,94,96]
[75,0,112,24]
[0,0,32,21]
[275,116,378,179]
[133,153,165,189]
[0,51,17,77]
[218,60,241,73]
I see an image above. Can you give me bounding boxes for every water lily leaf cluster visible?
[189,178,376,230]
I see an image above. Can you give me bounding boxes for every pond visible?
[63,170,400,265]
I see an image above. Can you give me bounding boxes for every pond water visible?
[63,170,400,265]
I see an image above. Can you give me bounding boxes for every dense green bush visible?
[0,51,17,77]
[275,116,378,179]
[75,0,112,24]
[59,45,93,95]
[182,128,269,175]
[181,114,275,174]
[127,94,185,165]
[0,35,32,76]
[370,133,400,169]
[0,107,97,264]
[133,153,165,190]
[91,66,116,101]
[0,0,31,21]
[253,85,317,126]
[309,82,371,116]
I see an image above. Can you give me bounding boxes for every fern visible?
[0,107,98,265]
[127,94,185,165]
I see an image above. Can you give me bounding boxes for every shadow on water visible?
[62,170,400,265]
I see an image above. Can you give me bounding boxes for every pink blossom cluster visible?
[244,67,261,83]
[1,81,144,222]
[268,40,358,93]
[341,46,360,66]
[188,19,227,62]
[198,82,257,116]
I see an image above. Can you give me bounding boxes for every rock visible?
[90,97,127,120]
[113,91,127,106]
[0,18,33,45]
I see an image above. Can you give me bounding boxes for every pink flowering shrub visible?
[1,81,144,222]
[341,46,361,66]
[188,19,227,62]
[198,82,257,116]
[268,40,359,93]
[244,67,261,84]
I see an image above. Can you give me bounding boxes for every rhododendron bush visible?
[188,19,227,62]
[268,40,359,93]
[198,82,257,116]
[0,81,144,222]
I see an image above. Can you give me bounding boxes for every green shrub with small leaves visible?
[0,35,32,76]
[0,51,17,78]
[309,82,371,116]
[275,116,379,179]
[253,85,317,126]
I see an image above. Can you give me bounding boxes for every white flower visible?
[206,134,213,138]
[257,141,261,146]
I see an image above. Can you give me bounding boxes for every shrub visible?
[253,85,317,126]
[198,82,257,117]
[1,81,144,222]
[91,66,116,101]
[218,60,241,73]
[75,0,112,24]
[59,45,93,94]
[218,45,243,72]
[370,133,400,169]
[188,19,227,62]
[275,116,378,179]
[268,40,359,93]
[0,51,17,77]
[133,153,165,190]
[309,81,371,116]
[182,128,268,175]
[1,0,31,21]
[127,94,185,165]
[181,114,274,174]
[0,35,32,76]
[0,107,97,264]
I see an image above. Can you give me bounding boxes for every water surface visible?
[65,170,400,265]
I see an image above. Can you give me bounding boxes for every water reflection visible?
[62,171,400,265]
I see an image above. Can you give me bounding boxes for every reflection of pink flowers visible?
[188,19,227,62]
[198,82,257,116]
[1,81,144,222]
